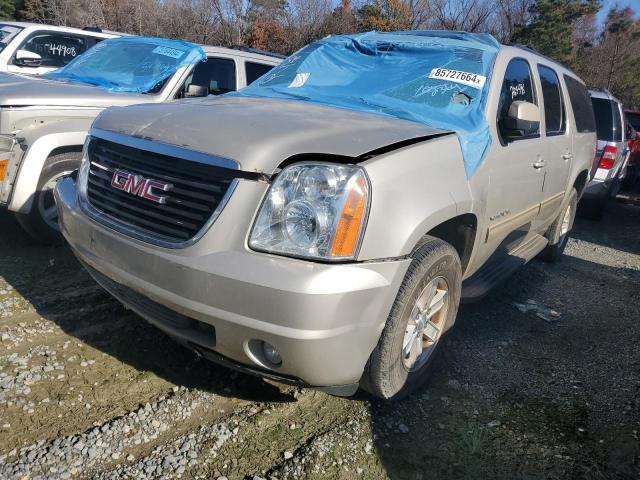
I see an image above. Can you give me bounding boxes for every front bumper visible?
[56,177,410,392]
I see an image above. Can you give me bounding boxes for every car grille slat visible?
[84,138,237,245]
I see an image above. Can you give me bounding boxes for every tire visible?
[361,236,462,400]
[14,150,81,245]
[540,188,577,263]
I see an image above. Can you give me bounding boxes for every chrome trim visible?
[79,129,242,249]
[90,128,240,170]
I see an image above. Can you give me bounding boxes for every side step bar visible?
[461,234,548,303]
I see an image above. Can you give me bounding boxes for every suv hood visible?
[93,96,449,174]
[0,72,148,108]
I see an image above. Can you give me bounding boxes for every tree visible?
[357,0,412,32]
[512,0,600,65]
[0,0,16,19]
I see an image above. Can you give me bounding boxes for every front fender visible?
[358,135,473,260]
[8,123,90,213]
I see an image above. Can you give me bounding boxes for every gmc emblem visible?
[110,169,172,204]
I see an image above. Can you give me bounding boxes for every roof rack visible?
[83,26,103,33]
[229,45,286,59]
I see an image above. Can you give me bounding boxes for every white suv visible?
[0,22,121,75]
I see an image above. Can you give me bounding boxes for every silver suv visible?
[0,37,280,242]
[581,88,631,219]
[57,32,596,399]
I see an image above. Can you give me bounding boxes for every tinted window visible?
[185,57,236,95]
[627,112,640,131]
[17,32,90,68]
[537,65,565,135]
[246,61,273,85]
[591,98,614,141]
[564,75,596,133]
[498,58,538,138]
[612,101,622,142]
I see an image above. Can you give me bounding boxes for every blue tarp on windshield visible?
[45,37,206,94]
[236,31,500,176]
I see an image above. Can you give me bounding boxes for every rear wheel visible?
[540,188,577,262]
[15,151,81,244]
[361,236,461,400]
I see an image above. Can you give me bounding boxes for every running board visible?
[461,234,548,303]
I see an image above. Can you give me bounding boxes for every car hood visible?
[93,96,449,174]
[0,72,148,108]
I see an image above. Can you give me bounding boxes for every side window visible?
[563,75,596,133]
[497,58,538,140]
[15,32,90,68]
[245,61,273,85]
[183,57,237,96]
[537,65,566,135]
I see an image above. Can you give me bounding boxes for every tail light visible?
[598,145,617,169]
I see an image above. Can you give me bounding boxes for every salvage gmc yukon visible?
[56,32,596,399]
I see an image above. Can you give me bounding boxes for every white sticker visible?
[152,46,185,59]
[288,72,310,88]
[428,68,486,89]
[593,168,610,181]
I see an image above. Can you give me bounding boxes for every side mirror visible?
[502,100,540,139]
[14,50,42,67]
[185,84,208,98]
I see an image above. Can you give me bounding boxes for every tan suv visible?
[56,32,596,399]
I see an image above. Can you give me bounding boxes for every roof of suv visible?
[0,21,124,37]
[589,88,621,103]
[199,45,282,64]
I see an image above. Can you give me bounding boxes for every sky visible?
[596,0,639,25]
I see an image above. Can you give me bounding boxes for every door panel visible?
[536,64,572,226]
[485,57,544,251]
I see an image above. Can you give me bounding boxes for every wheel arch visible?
[8,130,88,213]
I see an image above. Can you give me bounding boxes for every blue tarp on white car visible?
[237,31,500,176]
[45,37,206,94]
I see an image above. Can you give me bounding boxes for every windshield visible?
[0,24,24,53]
[237,31,500,176]
[44,37,206,94]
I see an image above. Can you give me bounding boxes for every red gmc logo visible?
[110,169,171,204]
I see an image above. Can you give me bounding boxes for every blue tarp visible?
[45,37,206,94]
[236,31,501,176]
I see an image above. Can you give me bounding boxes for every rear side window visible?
[186,57,236,95]
[563,75,596,133]
[497,58,538,139]
[245,61,273,85]
[612,101,622,142]
[16,32,91,68]
[591,98,614,141]
[537,65,565,135]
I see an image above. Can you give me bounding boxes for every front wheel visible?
[15,151,81,244]
[361,236,462,400]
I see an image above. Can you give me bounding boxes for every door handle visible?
[562,153,573,160]
[532,158,546,169]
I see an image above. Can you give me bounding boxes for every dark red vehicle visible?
[625,109,640,188]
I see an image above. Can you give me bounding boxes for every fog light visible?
[262,341,282,366]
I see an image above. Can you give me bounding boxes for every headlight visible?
[249,163,370,261]
[77,136,92,198]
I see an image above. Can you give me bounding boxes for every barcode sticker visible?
[152,46,186,59]
[428,68,486,89]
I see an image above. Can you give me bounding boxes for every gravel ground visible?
[0,193,638,480]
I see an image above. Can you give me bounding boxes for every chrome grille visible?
[85,138,236,245]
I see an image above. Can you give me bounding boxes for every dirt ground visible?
[0,193,638,480]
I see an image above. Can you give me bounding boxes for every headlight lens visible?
[249,163,370,260]
[77,136,92,198]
